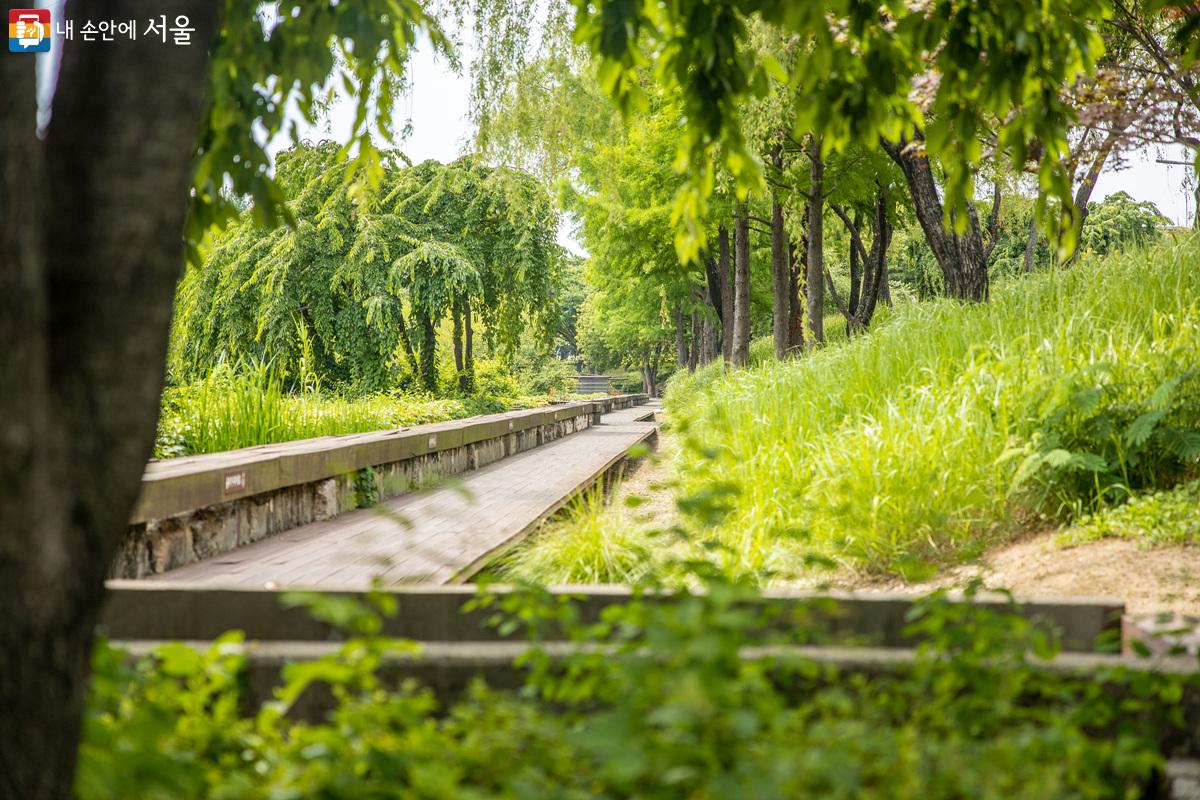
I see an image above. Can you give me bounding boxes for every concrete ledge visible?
[113,395,646,579]
[100,582,1124,654]
[108,637,1200,728]
[132,394,647,522]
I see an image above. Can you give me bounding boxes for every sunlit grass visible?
[154,363,564,457]
[664,237,1200,578]
[499,486,660,584]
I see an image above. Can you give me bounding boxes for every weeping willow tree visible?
[171,142,562,394]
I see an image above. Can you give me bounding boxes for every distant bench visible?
[112,394,648,579]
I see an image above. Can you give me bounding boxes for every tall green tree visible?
[173,144,561,394]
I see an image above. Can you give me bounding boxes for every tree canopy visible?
[173,143,563,394]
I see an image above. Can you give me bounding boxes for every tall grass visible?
[499,487,658,584]
[154,363,554,457]
[664,237,1200,578]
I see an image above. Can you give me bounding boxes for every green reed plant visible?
[664,238,1200,577]
[500,486,660,584]
[154,362,560,457]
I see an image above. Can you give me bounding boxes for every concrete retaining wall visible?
[112,395,647,579]
[100,582,1124,654]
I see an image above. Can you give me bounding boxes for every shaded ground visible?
[609,431,680,532]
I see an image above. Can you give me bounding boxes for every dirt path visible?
[831,534,1200,616]
[610,429,680,531]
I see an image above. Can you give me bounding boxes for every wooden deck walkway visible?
[152,402,659,588]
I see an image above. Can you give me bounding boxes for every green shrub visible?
[1059,479,1200,548]
[76,577,1191,799]
[473,357,523,398]
[664,238,1200,576]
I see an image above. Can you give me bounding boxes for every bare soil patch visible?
[835,533,1200,616]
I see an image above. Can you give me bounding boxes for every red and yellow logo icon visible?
[9,8,51,53]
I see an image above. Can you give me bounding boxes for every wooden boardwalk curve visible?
[153,402,659,588]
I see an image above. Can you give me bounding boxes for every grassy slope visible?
[663,237,1200,579]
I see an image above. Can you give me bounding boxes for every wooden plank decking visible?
[152,402,659,588]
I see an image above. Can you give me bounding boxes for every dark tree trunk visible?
[848,210,862,315]
[673,303,689,368]
[397,307,418,374]
[770,192,790,360]
[463,297,474,392]
[732,206,752,366]
[0,3,220,798]
[452,298,465,387]
[1066,132,1118,264]
[689,307,701,372]
[718,224,734,363]
[788,237,806,351]
[704,256,722,324]
[883,133,989,302]
[829,194,893,334]
[1023,214,1039,273]
[452,297,473,393]
[806,138,825,346]
[701,316,718,363]
[416,310,438,392]
[702,257,723,364]
[641,363,658,397]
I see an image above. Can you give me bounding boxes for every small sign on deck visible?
[223,470,247,496]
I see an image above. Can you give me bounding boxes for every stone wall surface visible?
[112,395,647,579]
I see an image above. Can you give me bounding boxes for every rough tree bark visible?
[1023,214,1040,273]
[806,138,825,347]
[640,351,660,397]
[463,297,474,391]
[452,299,465,385]
[702,317,718,363]
[673,303,689,369]
[847,210,862,315]
[770,191,791,360]
[719,224,735,363]
[688,306,701,371]
[703,255,724,364]
[0,3,220,798]
[883,132,997,302]
[416,311,438,391]
[1066,131,1120,264]
[452,297,474,392]
[827,194,893,334]
[732,206,752,366]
